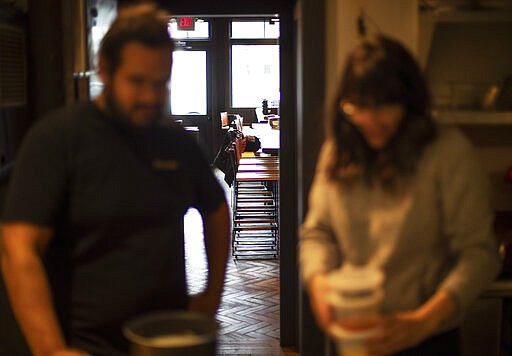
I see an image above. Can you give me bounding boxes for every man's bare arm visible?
[1,223,88,356]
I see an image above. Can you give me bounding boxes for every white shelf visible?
[439,10,512,23]
[433,110,512,125]
[421,9,512,24]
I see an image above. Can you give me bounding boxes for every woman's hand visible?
[365,310,432,355]
[366,290,456,355]
[307,273,332,332]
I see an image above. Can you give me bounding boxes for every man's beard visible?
[104,85,166,126]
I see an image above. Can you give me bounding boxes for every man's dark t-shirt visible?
[2,103,226,355]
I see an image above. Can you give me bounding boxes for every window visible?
[231,20,280,39]
[169,50,207,115]
[230,19,280,109]
[231,45,280,108]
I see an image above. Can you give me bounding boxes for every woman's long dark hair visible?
[325,35,437,191]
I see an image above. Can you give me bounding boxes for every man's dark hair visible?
[99,2,173,74]
[325,35,437,191]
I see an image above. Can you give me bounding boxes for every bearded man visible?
[1,4,229,356]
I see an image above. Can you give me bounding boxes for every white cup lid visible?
[327,264,384,292]
[329,324,380,340]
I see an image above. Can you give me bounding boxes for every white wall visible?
[325,0,418,100]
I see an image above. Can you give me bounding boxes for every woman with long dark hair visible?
[299,35,500,355]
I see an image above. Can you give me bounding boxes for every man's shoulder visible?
[43,102,97,124]
[31,102,97,133]
[18,103,101,152]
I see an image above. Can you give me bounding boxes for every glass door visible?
[169,18,212,158]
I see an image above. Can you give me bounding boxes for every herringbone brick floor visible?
[184,208,298,356]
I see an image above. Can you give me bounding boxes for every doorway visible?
[120,0,298,350]
[172,13,289,352]
[168,17,213,156]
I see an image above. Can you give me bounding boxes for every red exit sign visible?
[177,17,195,31]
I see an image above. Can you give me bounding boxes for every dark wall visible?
[27,0,66,121]
[296,0,326,354]
[0,4,30,171]
[119,0,293,14]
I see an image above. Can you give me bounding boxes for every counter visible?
[460,277,512,356]
[243,123,280,156]
[484,278,512,298]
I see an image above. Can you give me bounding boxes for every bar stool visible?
[231,145,279,259]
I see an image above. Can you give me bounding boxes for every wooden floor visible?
[184,208,298,356]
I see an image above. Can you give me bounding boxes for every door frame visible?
[152,0,299,349]
[170,25,214,159]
